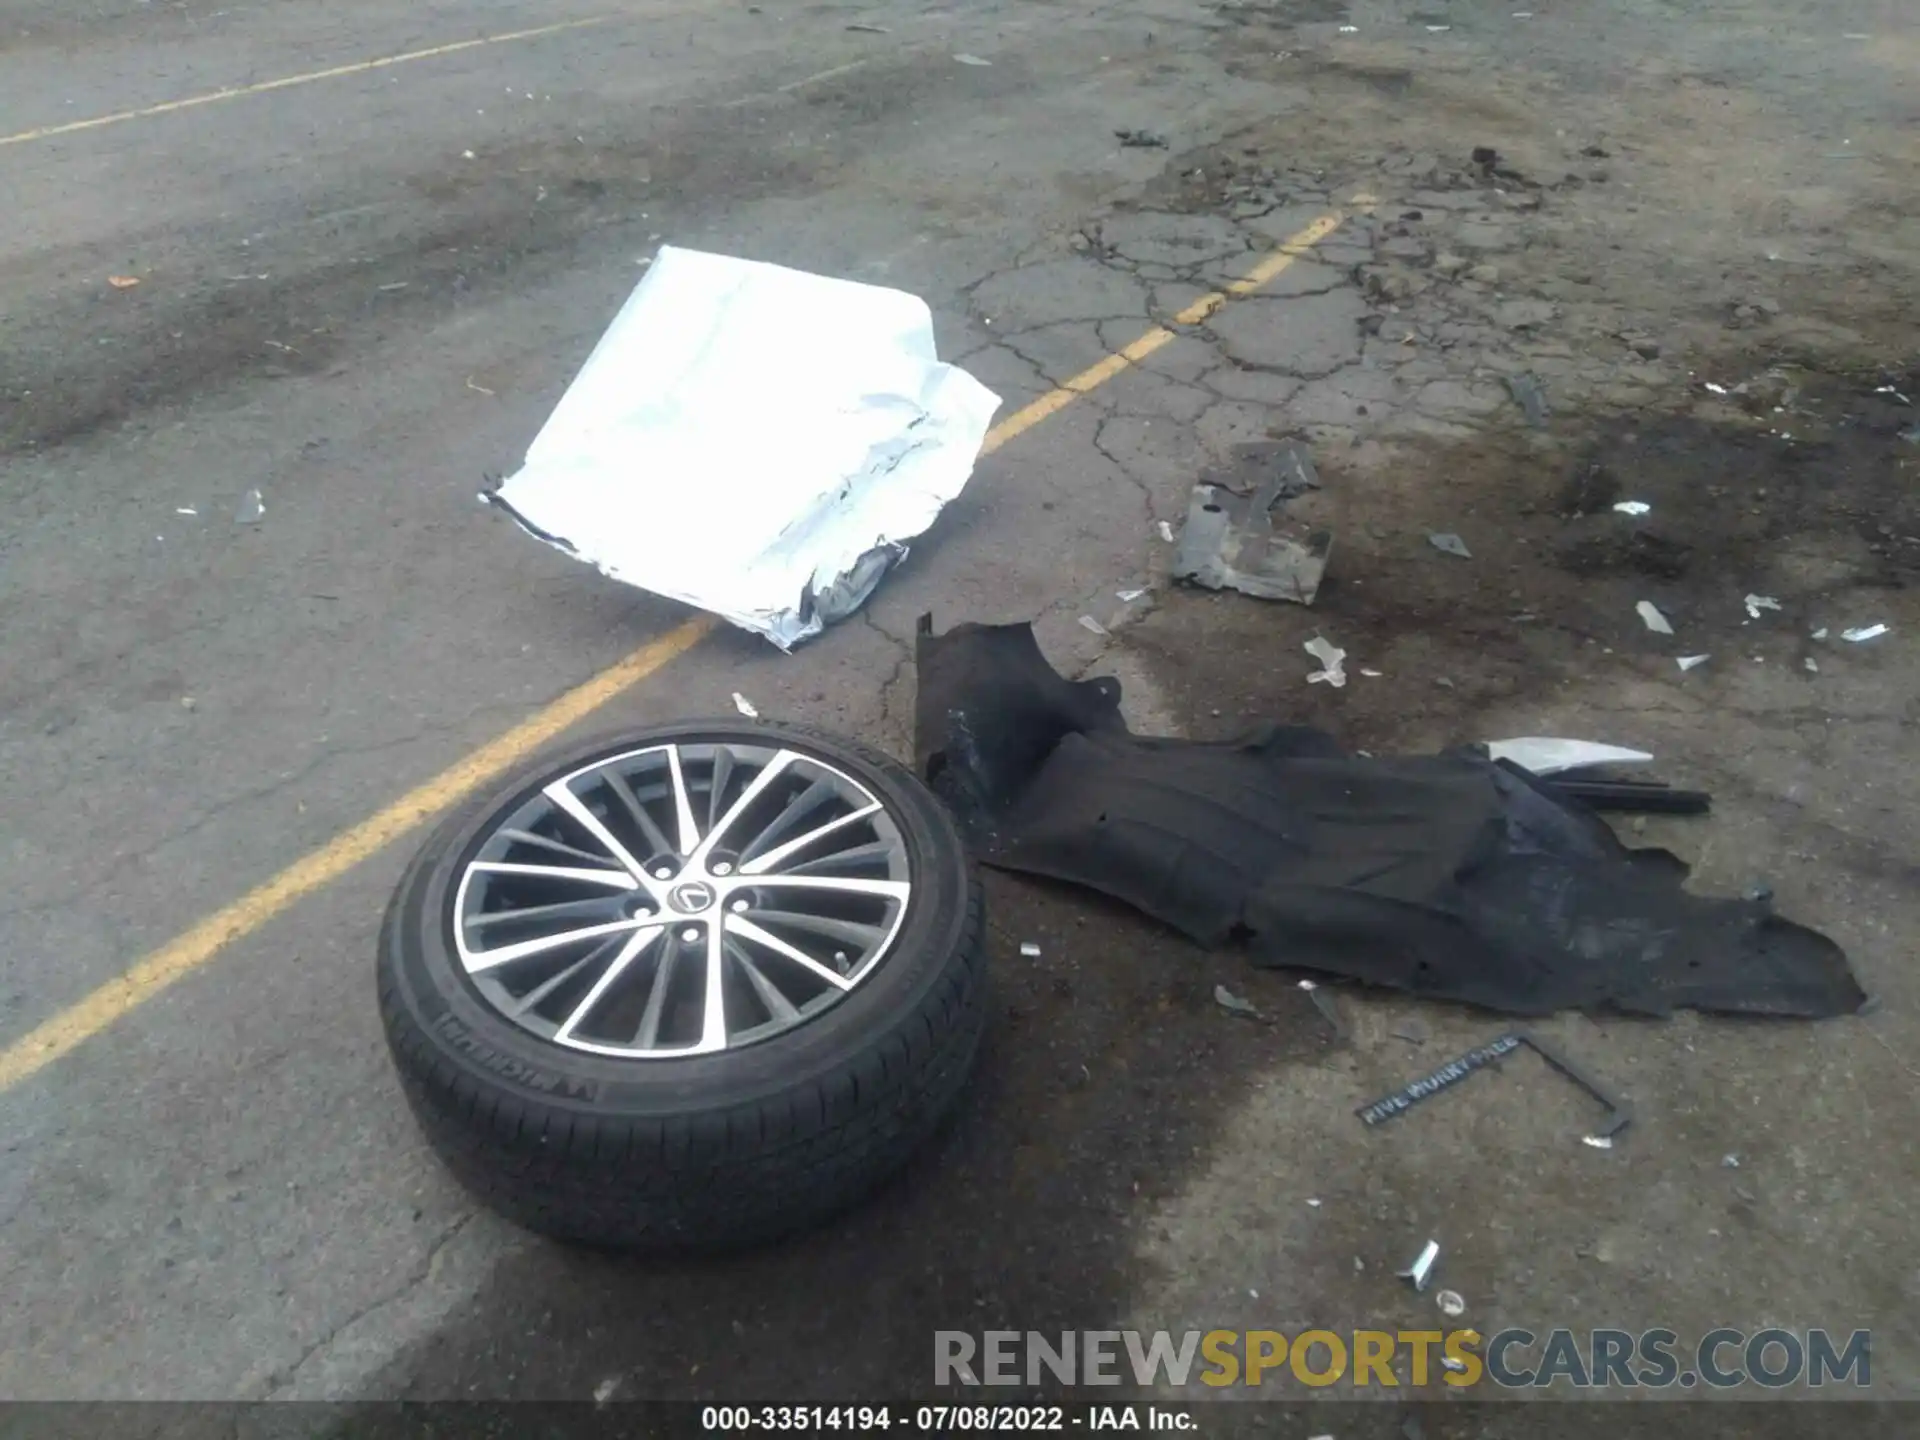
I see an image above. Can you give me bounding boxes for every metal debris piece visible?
[1305,635,1348,688]
[953,52,992,65]
[234,488,265,523]
[1613,500,1651,516]
[1078,615,1109,637]
[732,692,759,718]
[1435,1289,1466,1317]
[1745,594,1782,619]
[1582,1134,1615,1150]
[1214,984,1260,1019]
[1805,657,1819,673]
[1398,1239,1440,1292]
[1115,129,1169,149]
[1172,451,1332,605]
[1842,624,1889,642]
[1636,600,1673,635]
[1677,654,1709,671]
[1020,941,1042,958]
[1505,372,1549,427]
[1357,1030,1633,1139]
[1484,738,1653,775]
[1428,531,1472,559]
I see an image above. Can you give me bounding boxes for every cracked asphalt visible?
[5,0,1920,1431]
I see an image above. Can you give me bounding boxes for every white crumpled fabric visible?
[487,246,1001,648]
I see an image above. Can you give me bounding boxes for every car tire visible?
[376,719,987,1252]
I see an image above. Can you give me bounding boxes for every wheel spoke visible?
[604,768,674,858]
[748,877,911,902]
[737,803,881,876]
[781,838,895,877]
[467,894,633,930]
[706,745,736,834]
[464,917,649,973]
[633,936,679,1049]
[511,937,621,1017]
[725,914,856,991]
[666,745,701,855]
[543,781,647,879]
[499,828,628,867]
[555,927,663,1041]
[729,936,801,1023]
[697,921,729,1051]
[692,749,797,865]
[736,777,837,864]
[468,861,638,890]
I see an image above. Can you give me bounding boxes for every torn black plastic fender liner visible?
[912,618,1863,1019]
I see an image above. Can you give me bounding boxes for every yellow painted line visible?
[983,201,1368,450]
[0,15,616,149]
[0,202,1361,1092]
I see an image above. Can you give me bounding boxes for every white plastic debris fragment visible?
[1677,654,1710,671]
[234,489,265,523]
[1214,984,1259,1018]
[1305,635,1348,687]
[1436,1289,1466,1318]
[1158,520,1176,543]
[1745,594,1782,618]
[1723,1154,1740,1168]
[1843,624,1890,642]
[1338,24,1358,32]
[1441,1356,1468,1373]
[176,506,198,516]
[1704,381,1729,395]
[953,52,992,65]
[593,1377,621,1406]
[485,247,1000,649]
[1582,1134,1615,1150]
[1020,941,1042,958]
[1805,657,1818,673]
[1079,615,1110,637]
[1812,627,1829,640]
[1307,1197,1322,1208]
[1359,668,1383,678]
[1117,588,1147,603]
[732,692,759,718]
[1613,500,1651,516]
[1485,738,1653,775]
[1428,531,1472,558]
[1636,600,1673,635]
[1399,1239,1440,1292]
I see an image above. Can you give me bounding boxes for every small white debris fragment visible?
[1436,1289,1466,1317]
[1805,657,1818,673]
[1359,668,1383,678]
[1442,1356,1469,1373]
[1582,1134,1615,1150]
[1723,1154,1740,1168]
[1117,588,1147,602]
[1399,1239,1440,1291]
[1307,1197,1322,1208]
[594,1377,621,1405]
[732,692,759,718]
[1843,624,1889,642]
[1158,520,1175,543]
[1019,941,1042,958]
[175,506,197,515]
[1812,627,1829,640]
[1426,23,1451,31]
[1338,24,1358,32]
[462,149,476,159]
[1636,600,1673,635]
[1078,615,1109,637]
[234,488,265,523]
[1428,531,1472,558]
[1704,381,1729,395]
[1305,635,1348,687]
[1745,594,1782,618]
[1613,500,1651,516]
[953,52,992,65]
[1677,654,1709,671]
